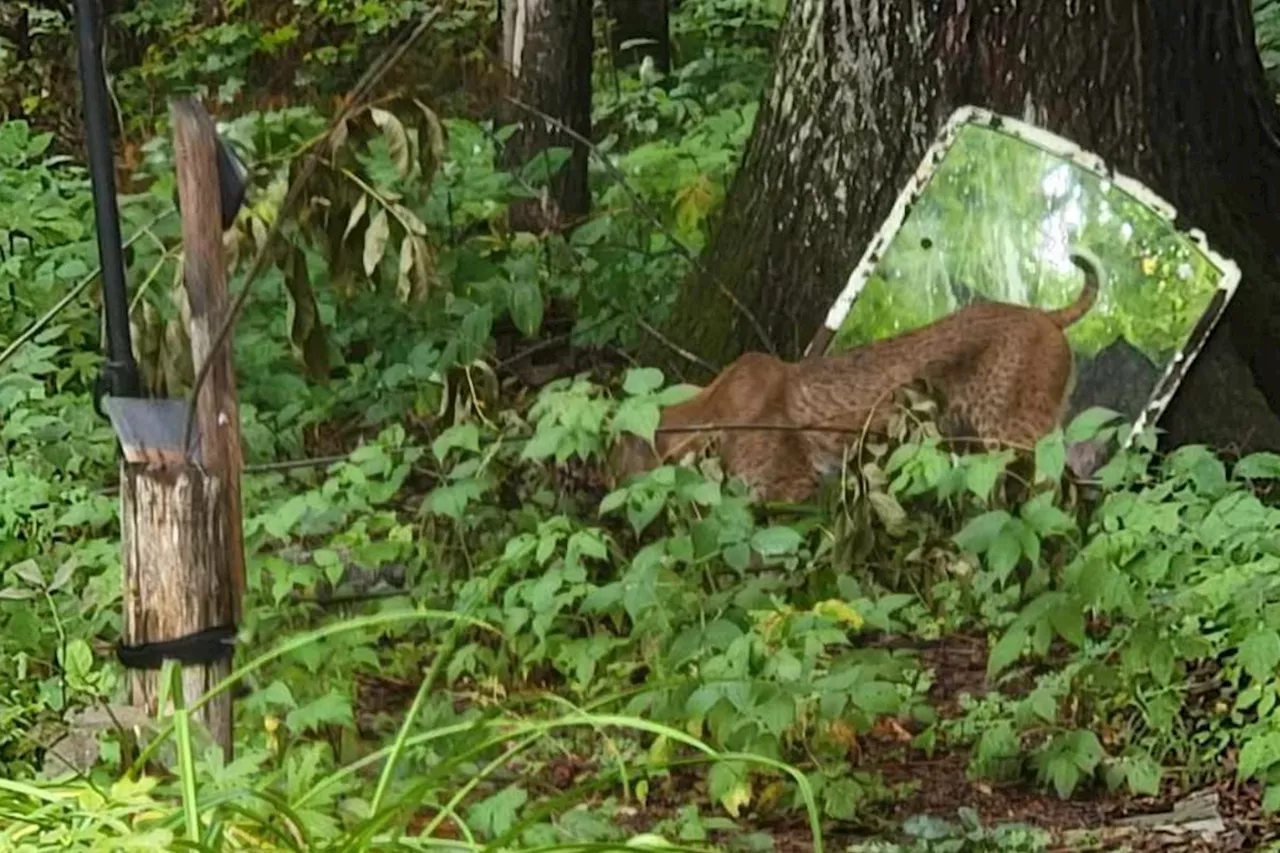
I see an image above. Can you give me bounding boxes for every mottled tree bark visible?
[608,0,671,74]
[666,0,1280,452]
[501,0,594,233]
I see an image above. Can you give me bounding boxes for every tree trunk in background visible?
[501,0,593,233]
[608,0,671,74]
[665,0,1280,452]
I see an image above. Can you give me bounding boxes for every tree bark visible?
[608,0,672,74]
[501,0,594,233]
[666,0,1280,452]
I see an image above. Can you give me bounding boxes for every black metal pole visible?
[74,0,142,400]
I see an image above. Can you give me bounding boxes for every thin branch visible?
[634,316,718,375]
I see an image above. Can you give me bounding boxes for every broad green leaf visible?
[1239,732,1280,779]
[1065,406,1121,442]
[623,367,666,396]
[1235,452,1280,480]
[987,623,1028,678]
[613,399,661,443]
[656,383,700,406]
[9,559,43,587]
[1034,430,1066,483]
[467,785,528,838]
[507,276,544,338]
[285,690,354,734]
[432,423,481,462]
[750,525,802,556]
[953,510,1011,554]
[1238,630,1280,683]
[1123,753,1162,796]
[707,761,750,817]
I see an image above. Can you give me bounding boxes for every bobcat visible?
[610,253,1102,502]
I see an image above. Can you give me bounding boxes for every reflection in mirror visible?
[822,115,1238,473]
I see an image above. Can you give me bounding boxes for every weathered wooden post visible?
[109,98,246,757]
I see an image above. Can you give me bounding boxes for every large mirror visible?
[814,107,1240,474]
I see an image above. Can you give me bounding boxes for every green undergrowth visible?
[6,0,1280,849]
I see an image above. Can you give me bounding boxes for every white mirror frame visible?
[808,105,1242,447]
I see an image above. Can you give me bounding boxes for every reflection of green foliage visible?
[830,124,1223,364]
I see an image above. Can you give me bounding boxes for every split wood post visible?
[118,97,245,758]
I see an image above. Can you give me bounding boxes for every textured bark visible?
[666,0,1280,452]
[501,0,594,233]
[608,0,672,74]
[121,465,234,754]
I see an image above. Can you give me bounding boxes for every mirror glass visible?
[822,114,1239,473]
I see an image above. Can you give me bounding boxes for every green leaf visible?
[1045,753,1081,799]
[599,488,629,515]
[1019,492,1076,537]
[458,304,493,363]
[1239,732,1280,779]
[285,690,354,734]
[1034,430,1066,483]
[987,623,1028,678]
[986,529,1023,583]
[467,785,528,838]
[613,399,661,443]
[1235,452,1280,480]
[1122,753,1162,796]
[432,423,480,462]
[1049,600,1086,647]
[707,761,749,817]
[61,639,94,683]
[522,425,568,461]
[964,453,1008,501]
[1264,784,1280,814]
[953,510,1011,554]
[1065,406,1122,442]
[507,276,544,338]
[750,525,802,557]
[656,384,700,406]
[623,367,666,396]
[1238,630,1280,683]
[850,681,902,715]
[9,559,43,587]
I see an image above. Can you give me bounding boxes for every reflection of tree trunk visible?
[664,0,1280,451]
[607,0,671,74]
[501,0,593,234]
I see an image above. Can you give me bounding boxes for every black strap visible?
[116,624,237,670]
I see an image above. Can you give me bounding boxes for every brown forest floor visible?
[361,633,1276,851]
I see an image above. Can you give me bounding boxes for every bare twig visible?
[634,316,718,375]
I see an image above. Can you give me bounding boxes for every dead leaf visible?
[285,245,331,380]
[370,106,412,179]
[344,193,368,241]
[363,207,390,276]
[414,98,447,187]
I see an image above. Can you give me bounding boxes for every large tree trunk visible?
[666,0,1280,452]
[607,0,672,74]
[501,0,594,233]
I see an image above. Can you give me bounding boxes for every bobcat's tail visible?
[1047,250,1103,328]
